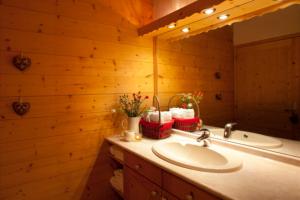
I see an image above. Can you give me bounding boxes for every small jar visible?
[124,130,135,141]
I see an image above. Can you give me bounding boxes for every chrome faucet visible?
[197,128,211,147]
[224,123,237,138]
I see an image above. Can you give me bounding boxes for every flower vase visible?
[127,116,141,134]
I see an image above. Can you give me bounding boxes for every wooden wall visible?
[153,0,196,19]
[0,0,153,199]
[0,1,234,199]
[98,0,153,26]
[235,34,300,139]
[157,27,235,126]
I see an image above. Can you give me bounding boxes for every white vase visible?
[127,117,141,134]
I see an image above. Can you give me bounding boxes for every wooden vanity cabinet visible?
[163,172,220,200]
[161,191,179,200]
[124,166,161,200]
[124,151,220,200]
[125,150,162,186]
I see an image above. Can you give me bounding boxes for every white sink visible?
[152,141,242,172]
[227,130,282,148]
[210,129,282,148]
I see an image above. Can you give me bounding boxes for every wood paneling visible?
[0,0,234,199]
[157,27,234,126]
[94,0,153,26]
[0,0,152,199]
[153,0,197,20]
[235,34,300,139]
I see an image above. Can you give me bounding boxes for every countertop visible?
[106,133,300,200]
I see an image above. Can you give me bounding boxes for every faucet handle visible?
[199,128,211,136]
[197,128,211,142]
[224,122,237,138]
[225,122,237,128]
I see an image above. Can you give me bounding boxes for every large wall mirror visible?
[156,4,300,158]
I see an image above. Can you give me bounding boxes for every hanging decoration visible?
[12,53,31,71]
[12,98,31,116]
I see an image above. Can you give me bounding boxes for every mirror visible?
[157,4,300,157]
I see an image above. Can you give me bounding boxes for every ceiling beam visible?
[138,0,299,41]
[138,0,224,36]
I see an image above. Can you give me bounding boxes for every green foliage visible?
[119,91,149,117]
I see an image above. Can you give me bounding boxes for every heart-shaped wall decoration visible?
[13,55,32,71]
[12,102,31,116]
[215,93,223,101]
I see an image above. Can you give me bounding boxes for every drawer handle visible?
[185,194,194,200]
[151,191,157,197]
[134,164,141,170]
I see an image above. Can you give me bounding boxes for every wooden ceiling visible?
[138,0,300,41]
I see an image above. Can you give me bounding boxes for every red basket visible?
[168,94,201,132]
[140,96,174,139]
[140,119,174,139]
[173,117,200,132]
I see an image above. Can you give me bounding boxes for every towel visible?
[147,111,172,123]
[110,176,123,193]
[110,169,124,193]
[109,145,124,162]
[114,169,123,178]
[170,108,195,119]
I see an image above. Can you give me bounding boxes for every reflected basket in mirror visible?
[140,95,174,139]
[168,94,201,132]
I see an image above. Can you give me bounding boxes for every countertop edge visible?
[105,136,233,200]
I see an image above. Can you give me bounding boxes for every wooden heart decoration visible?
[214,72,221,79]
[215,93,222,101]
[13,55,32,71]
[12,102,31,116]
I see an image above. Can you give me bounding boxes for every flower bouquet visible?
[118,91,149,134]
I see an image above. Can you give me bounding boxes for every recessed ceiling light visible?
[168,23,176,29]
[218,14,229,20]
[182,27,190,33]
[203,8,216,15]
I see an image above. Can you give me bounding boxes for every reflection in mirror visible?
[157,4,300,158]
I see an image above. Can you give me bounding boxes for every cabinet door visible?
[124,166,161,200]
[235,38,300,139]
[163,172,220,200]
[161,191,179,200]
[125,151,162,186]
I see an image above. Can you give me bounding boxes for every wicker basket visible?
[168,94,200,132]
[140,95,174,139]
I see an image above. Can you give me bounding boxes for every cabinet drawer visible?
[162,191,179,200]
[125,151,162,186]
[163,172,221,200]
[124,166,161,200]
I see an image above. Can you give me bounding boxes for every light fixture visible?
[203,8,216,15]
[218,14,229,20]
[168,23,176,29]
[182,27,190,33]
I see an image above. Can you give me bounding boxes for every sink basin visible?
[152,141,242,172]
[226,130,282,148]
[210,128,282,148]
